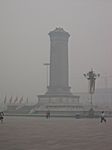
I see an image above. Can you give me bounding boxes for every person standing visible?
[100,111,106,123]
[0,112,4,123]
[46,110,50,119]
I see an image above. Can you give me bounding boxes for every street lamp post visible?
[43,63,50,88]
[84,69,100,108]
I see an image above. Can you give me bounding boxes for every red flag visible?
[4,96,7,104]
[9,96,12,104]
[26,97,28,104]
[14,96,18,104]
[19,96,23,104]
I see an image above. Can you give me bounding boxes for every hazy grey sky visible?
[0,0,112,101]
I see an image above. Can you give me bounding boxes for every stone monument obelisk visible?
[37,28,79,114]
[46,27,71,95]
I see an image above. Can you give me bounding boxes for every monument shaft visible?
[47,28,71,95]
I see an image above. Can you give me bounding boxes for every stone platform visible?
[37,94,80,111]
[33,94,85,117]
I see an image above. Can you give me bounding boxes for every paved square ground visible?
[0,116,112,150]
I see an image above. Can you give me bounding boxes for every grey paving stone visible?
[0,116,112,150]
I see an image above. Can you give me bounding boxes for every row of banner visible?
[3,96,28,104]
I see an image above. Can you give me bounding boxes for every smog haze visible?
[0,0,112,101]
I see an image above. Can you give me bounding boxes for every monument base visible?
[36,94,81,111]
[33,94,88,117]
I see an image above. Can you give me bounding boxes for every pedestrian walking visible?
[0,112,4,123]
[46,110,50,119]
[100,111,106,123]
